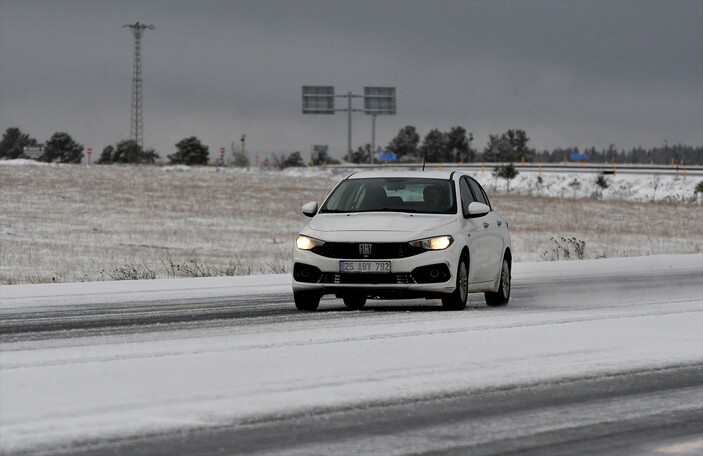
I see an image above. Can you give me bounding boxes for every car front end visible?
[292,217,462,300]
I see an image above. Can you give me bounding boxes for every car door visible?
[459,176,494,285]
[468,177,504,281]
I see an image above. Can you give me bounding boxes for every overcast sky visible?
[1,0,701,160]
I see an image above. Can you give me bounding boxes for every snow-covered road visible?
[1,255,701,454]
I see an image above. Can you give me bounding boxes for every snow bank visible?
[0,273,290,310]
[2,254,701,311]
[0,159,52,167]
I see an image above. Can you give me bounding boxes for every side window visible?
[468,178,490,209]
[459,177,475,217]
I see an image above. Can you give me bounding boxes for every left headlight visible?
[296,235,325,250]
[409,235,454,251]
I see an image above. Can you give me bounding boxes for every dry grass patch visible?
[492,195,702,261]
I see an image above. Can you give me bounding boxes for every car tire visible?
[485,258,511,307]
[342,295,367,310]
[294,291,321,311]
[442,256,468,311]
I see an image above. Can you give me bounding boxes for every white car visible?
[292,170,512,311]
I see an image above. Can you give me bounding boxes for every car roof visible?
[346,170,464,180]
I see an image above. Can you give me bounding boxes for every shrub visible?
[568,178,581,198]
[169,137,209,166]
[541,236,586,261]
[108,262,157,280]
[595,175,609,189]
[493,163,519,192]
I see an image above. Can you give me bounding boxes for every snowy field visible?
[1,159,702,284]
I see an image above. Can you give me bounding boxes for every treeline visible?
[380,126,702,165]
[0,127,160,164]
[534,144,701,166]
[0,128,212,166]
[1,126,701,166]
[0,128,86,163]
[0,127,252,167]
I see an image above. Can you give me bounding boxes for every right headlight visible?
[296,235,325,250]
[409,235,454,251]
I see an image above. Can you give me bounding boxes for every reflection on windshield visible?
[320,178,456,215]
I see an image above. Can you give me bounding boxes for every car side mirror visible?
[301,201,318,218]
[467,202,490,218]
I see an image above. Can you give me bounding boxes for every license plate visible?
[339,261,391,273]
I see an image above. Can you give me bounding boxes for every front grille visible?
[312,243,423,259]
[319,272,416,285]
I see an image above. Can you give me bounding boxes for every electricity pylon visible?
[123,22,154,148]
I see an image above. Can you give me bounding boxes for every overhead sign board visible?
[302,86,335,114]
[364,87,396,115]
[569,154,589,162]
[379,152,398,162]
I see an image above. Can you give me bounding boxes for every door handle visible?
[483,222,490,229]
[497,220,503,226]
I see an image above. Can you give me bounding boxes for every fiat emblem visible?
[359,243,372,257]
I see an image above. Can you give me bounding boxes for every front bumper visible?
[292,243,460,297]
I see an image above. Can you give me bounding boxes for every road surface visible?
[1,255,701,455]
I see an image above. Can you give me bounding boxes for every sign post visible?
[302,86,395,163]
[220,147,225,166]
[364,87,396,164]
[87,148,93,165]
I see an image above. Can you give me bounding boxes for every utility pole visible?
[346,92,353,162]
[123,22,154,148]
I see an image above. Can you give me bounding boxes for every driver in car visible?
[423,184,443,209]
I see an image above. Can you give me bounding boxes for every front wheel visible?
[294,291,321,311]
[485,258,511,307]
[442,257,468,311]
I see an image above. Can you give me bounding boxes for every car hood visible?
[309,212,456,234]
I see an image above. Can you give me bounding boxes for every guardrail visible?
[313,162,703,177]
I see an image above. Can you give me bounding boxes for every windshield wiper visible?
[320,208,419,214]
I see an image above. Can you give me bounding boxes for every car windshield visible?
[319,177,456,215]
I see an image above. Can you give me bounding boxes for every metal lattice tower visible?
[123,22,154,148]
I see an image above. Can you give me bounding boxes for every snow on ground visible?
[2,160,700,453]
[0,274,290,310]
[1,158,700,202]
[1,254,701,453]
[470,167,700,202]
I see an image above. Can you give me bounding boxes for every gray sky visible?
[1,0,701,160]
